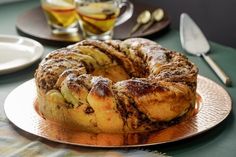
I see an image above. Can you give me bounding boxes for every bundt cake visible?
[34,38,198,133]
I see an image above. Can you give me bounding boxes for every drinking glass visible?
[41,0,79,34]
[75,0,133,40]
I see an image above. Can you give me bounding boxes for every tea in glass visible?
[41,0,79,34]
[76,0,133,40]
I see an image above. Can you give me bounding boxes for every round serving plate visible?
[4,75,232,148]
[0,35,43,75]
[16,1,170,46]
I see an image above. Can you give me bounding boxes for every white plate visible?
[0,35,44,75]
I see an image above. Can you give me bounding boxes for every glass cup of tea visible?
[75,0,133,40]
[41,0,79,35]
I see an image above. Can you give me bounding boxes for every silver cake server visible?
[180,13,231,86]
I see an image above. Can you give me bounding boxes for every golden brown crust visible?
[35,38,198,133]
[74,39,139,76]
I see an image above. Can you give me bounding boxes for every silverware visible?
[180,13,231,86]
[129,10,151,36]
[142,8,164,32]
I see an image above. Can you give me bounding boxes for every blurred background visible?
[0,0,235,48]
[135,0,236,48]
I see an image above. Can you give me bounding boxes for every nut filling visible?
[35,38,198,133]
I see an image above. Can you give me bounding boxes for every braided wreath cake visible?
[34,38,198,133]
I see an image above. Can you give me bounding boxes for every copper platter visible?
[4,75,232,148]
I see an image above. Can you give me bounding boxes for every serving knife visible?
[180,13,231,86]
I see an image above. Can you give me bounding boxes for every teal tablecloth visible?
[0,0,236,157]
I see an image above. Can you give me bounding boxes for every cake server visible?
[180,13,231,86]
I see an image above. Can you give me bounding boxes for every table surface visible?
[0,0,236,157]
